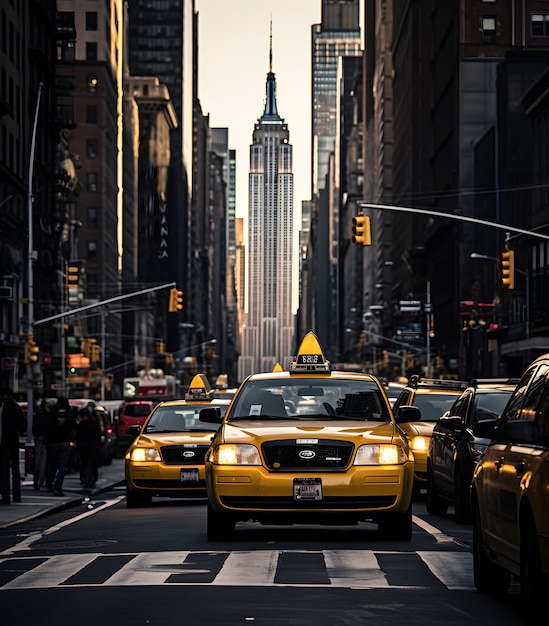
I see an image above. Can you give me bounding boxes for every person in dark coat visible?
[0,387,27,504]
[75,406,102,489]
[45,397,75,497]
[32,398,50,490]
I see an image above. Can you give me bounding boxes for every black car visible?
[426,379,517,523]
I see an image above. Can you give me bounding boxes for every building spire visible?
[262,18,280,120]
[269,16,272,73]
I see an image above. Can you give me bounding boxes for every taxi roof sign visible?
[289,331,331,373]
[185,373,214,401]
[273,362,283,372]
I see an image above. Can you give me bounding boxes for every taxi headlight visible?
[130,447,161,462]
[210,444,261,465]
[410,436,428,453]
[354,444,408,465]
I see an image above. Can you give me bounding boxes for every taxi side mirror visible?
[126,425,141,437]
[394,405,421,423]
[199,407,223,424]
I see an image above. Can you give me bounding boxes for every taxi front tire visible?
[377,502,413,540]
[207,501,235,540]
[126,487,152,508]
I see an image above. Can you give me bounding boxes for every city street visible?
[0,480,525,626]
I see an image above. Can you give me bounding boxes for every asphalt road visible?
[0,488,526,626]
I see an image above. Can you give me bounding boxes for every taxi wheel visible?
[377,503,412,541]
[472,497,510,595]
[207,501,235,540]
[454,470,472,525]
[520,509,544,620]
[126,488,152,508]
[425,467,448,516]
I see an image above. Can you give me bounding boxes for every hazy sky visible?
[195,0,321,221]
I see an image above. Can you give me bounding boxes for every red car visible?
[116,400,154,456]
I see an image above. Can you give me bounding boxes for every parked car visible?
[200,331,418,541]
[470,354,549,620]
[116,399,155,456]
[392,375,469,494]
[426,378,517,523]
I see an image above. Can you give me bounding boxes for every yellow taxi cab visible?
[200,331,417,540]
[471,353,549,620]
[124,374,231,507]
[392,375,468,494]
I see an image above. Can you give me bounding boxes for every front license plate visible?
[180,468,199,483]
[293,477,322,501]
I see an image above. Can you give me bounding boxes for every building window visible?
[87,173,97,192]
[87,241,97,258]
[532,13,549,37]
[482,16,496,43]
[87,207,97,226]
[86,104,97,124]
[86,42,97,61]
[56,104,75,125]
[85,12,97,31]
[87,139,98,158]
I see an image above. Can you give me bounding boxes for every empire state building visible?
[238,44,294,379]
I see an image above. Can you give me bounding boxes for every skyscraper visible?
[239,40,294,379]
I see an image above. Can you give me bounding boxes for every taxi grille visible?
[220,495,396,509]
[262,439,354,470]
[160,445,209,465]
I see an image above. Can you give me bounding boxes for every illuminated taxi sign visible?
[289,331,331,373]
[185,373,214,401]
[273,363,283,372]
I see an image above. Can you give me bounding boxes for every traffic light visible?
[67,263,80,305]
[498,249,515,289]
[351,215,371,246]
[168,287,178,312]
[168,287,183,312]
[25,333,39,364]
[156,340,165,354]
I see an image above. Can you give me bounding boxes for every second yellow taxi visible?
[125,374,231,507]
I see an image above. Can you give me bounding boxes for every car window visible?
[124,403,152,418]
[412,393,458,421]
[534,373,549,446]
[503,365,539,421]
[145,405,227,432]
[229,379,391,422]
[518,363,549,423]
[473,391,513,425]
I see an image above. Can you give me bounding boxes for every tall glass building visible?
[312,0,361,196]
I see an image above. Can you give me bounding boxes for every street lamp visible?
[470,252,529,338]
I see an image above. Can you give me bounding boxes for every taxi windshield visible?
[229,379,391,422]
[144,405,227,433]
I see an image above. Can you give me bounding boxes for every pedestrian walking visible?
[45,397,75,497]
[0,387,27,505]
[75,406,101,489]
[32,399,50,490]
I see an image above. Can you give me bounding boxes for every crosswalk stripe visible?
[0,549,475,590]
[417,551,473,590]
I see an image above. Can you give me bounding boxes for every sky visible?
[195,0,322,310]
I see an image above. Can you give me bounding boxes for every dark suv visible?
[471,354,549,620]
[426,378,517,523]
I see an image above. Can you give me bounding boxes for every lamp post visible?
[470,252,529,339]
[25,83,43,475]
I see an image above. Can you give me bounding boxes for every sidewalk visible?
[0,457,125,529]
